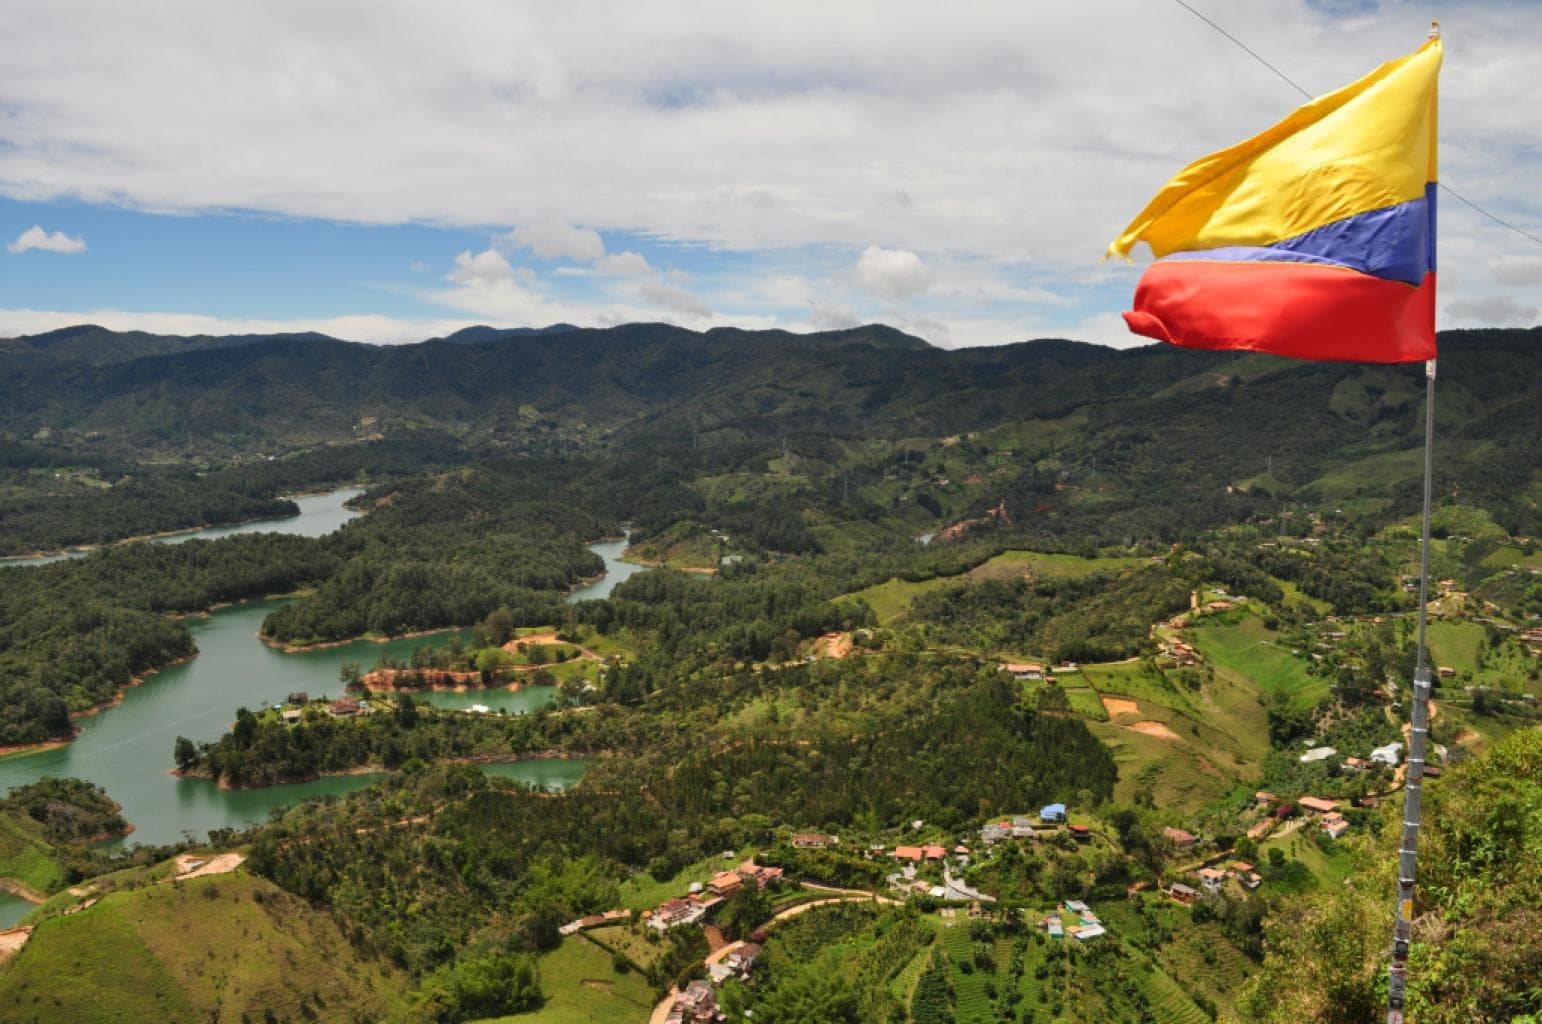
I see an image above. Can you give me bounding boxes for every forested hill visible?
[3,322,1536,467]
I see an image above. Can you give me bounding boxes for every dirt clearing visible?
[1126,720,1181,741]
[1100,697,1140,718]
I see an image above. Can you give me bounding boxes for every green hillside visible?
[0,871,411,1024]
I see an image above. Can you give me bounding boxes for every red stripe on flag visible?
[1124,261,1435,363]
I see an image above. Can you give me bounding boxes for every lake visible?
[0,488,366,567]
[0,490,627,848]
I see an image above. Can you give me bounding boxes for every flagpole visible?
[1386,24,1440,1023]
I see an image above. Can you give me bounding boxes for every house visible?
[736,861,784,889]
[648,897,707,932]
[979,822,1011,844]
[1298,796,1338,815]
[1344,757,1372,772]
[708,871,743,896]
[328,698,361,717]
[1438,666,1456,678]
[1242,872,1262,890]
[1320,813,1350,840]
[727,942,761,973]
[1040,803,1067,823]
[1072,922,1107,941]
[286,691,308,704]
[1068,824,1092,843]
[280,708,303,725]
[1421,764,1442,779]
[1370,742,1403,766]
[922,844,947,861]
[1167,882,1198,905]
[1126,881,1149,901]
[1162,826,1197,849]
[792,833,836,848]
[1299,746,1337,763]
[1010,815,1036,838]
[667,980,719,1024]
[894,845,925,862]
[1044,917,1064,938]
[1195,867,1226,891]
[1003,662,1044,681]
[1254,791,1277,805]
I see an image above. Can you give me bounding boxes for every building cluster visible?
[645,861,783,933]
[1041,899,1105,942]
[976,804,1088,848]
[274,692,378,724]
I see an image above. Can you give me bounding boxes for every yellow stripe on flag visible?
[1108,36,1441,260]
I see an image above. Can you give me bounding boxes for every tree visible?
[174,735,199,772]
[395,692,419,727]
[484,606,516,647]
[718,883,771,942]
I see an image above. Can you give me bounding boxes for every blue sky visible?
[2,1,1538,347]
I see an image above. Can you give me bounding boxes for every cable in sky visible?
[1169,0,1542,251]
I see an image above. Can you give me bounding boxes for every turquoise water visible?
[0,488,365,567]
[0,491,638,846]
[0,891,33,929]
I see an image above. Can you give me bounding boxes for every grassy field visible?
[847,575,955,624]
[0,812,62,895]
[1304,447,1424,502]
[1062,686,1111,721]
[1194,613,1328,711]
[1426,619,1536,690]
[487,935,659,1024]
[0,871,411,1024]
[966,549,1146,582]
[848,548,1145,626]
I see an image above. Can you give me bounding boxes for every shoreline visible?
[0,485,367,563]
[177,750,588,791]
[0,653,199,761]
[0,878,47,905]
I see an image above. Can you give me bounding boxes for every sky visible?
[1,0,1539,349]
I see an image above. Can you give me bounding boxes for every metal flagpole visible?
[1387,28,1441,1023]
[1386,356,1435,1024]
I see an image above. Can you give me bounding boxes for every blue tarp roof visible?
[1041,803,1066,818]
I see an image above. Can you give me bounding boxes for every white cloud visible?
[502,222,606,262]
[447,248,516,285]
[854,246,931,303]
[3,3,1541,338]
[637,280,713,319]
[1444,294,1539,326]
[595,251,652,275]
[7,225,86,254]
[408,260,431,273]
[0,307,477,344]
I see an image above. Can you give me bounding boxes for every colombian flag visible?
[1107,35,1442,363]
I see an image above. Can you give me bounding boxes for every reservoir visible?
[0,489,366,567]
[0,490,622,848]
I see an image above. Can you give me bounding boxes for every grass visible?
[1194,613,1328,711]
[0,871,411,1024]
[578,925,666,974]
[847,547,1145,626]
[1081,659,1202,716]
[1304,448,1424,502]
[615,848,754,913]
[1426,619,1536,691]
[1062,686,1110,721]
[847,575,954,625]
[966,549,1146,582]
[484,934,658,1024]
[0,813,61,895]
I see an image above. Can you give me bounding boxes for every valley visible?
[0,324,1536,1022]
